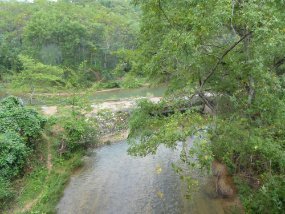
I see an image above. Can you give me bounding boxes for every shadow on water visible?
[57,141,225,214]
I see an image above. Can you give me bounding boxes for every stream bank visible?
[41,94,243,213]
[2,86,243,213]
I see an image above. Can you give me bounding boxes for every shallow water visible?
[90,87,166,102]
[0,87,166,106]
[57,141,225,214]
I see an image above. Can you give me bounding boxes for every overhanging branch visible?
[200,31,253,89]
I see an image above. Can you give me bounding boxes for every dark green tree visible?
[128,1,285,212]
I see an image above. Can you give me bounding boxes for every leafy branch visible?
[200,31,253,89]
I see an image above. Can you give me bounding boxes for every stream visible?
[1,87,228,213]
[0,87,166,106]
[56,141,225,214]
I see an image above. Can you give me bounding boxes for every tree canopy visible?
[128,0,285,212]
[0,0,139,87]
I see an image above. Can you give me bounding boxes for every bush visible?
[120,74,143,89]
[0,132,29,179]
[97,81,120,89]
[253,176,285,213]
[210,119,285,175]
[12,55,66,91]
[0,96,46,205]
[57,116,97,154]
[0,96,46,140]
[237,176,285,214]
[212,117,285,213]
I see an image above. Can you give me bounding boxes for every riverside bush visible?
[0,96,46,206]
[0,96,46,140]
[0,132,29,179]
[56,115,97,155]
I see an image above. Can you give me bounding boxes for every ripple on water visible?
[57,141,225,214]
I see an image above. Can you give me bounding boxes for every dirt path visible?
[16,134,53,214]
[45,134,53,173]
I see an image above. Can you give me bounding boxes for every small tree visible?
[13,55,66,94]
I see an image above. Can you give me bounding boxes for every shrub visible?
[237,176,285,214]
[0,96,46,205]
[57,116,97,154]
[0,96,46,141]
[12,55,66,91]
[252,176,285,213]
[210,118,285,175]
[121,74,143,89]
[0,132,29,179]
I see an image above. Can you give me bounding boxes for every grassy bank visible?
[3,132,86,214]
[0,95,99,213]
[0,93,132,213]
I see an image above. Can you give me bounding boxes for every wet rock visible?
[212,160,235,198]
[217,176,235,198]
[212,160,228,177]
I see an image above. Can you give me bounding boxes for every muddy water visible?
[57,141,225,214]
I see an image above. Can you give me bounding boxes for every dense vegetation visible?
[0,95,97,211]
[0,0,139,210]
[0,96,46,206]
[128,0,285,213]
[0,0,139,91]
[1,0,285,213]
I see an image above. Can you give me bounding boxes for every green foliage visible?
[23,7,92,67]
[0,36,22,77]
[5,135,85,213]
[128,0,285,212]
[53,95,97,154]
[0,96,46,206]
[0,0,139,87]
[236,176,285,214]
[60,116,97,152]
[121,73,144,88]
[128,99,205,156]
[12,55,66,91]
[94,80,121,89]
[211,118,285,174]
[0,177,14,206]
[0,131,29,179]
[0,96,46,139]
[251,176,285,213]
